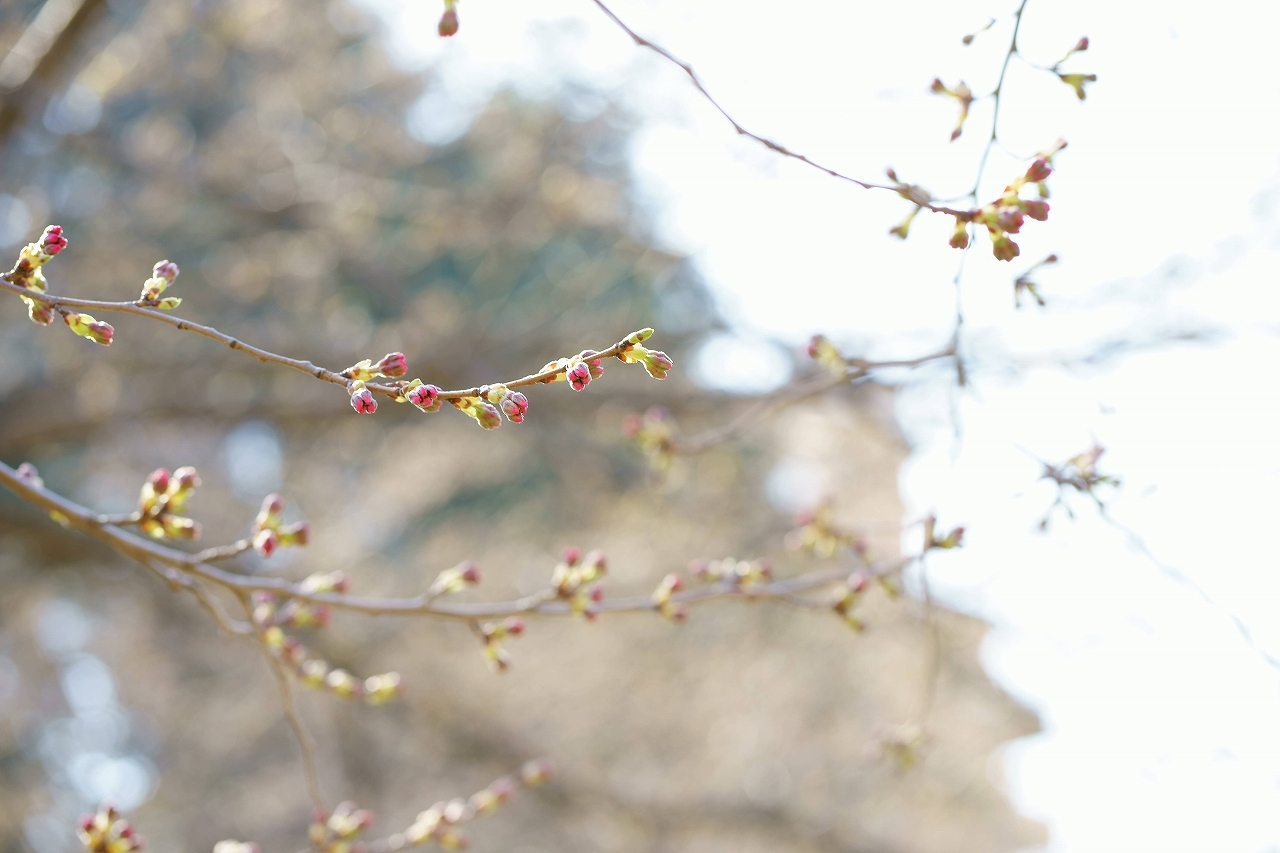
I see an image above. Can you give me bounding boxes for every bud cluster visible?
[539,349,606,392]
[309,802,376,853]
[77,804,142,853]
[252,581,403,705]
[450,395,502,429]
[622,406,677,474]
[1054,36,1095,100]
[137,467,202,540]
[437,0,458,37]
[251,493,310,558]
[964,140,1067,261]
[805,334,850,377]
[930,77,974,142]
[649,573,687,621]
[617,329,674,380]
[477,617,525,671]
[550,547,608,619]
[401,379,443,412]
[137,260,183,310]
[689,557,773,588]
[6,225,67,326]
[394,761,552,850]
[429,561,482,597]
[343,352,409,383]
[785,503,870,561]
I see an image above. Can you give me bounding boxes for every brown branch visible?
[0,277,656,404]
[675,344,956,454]
[586,0,976,219]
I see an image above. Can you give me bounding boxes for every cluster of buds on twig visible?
[650,573,687,621]
[830,570,872,630]
[884,168,936,241]
[930,78,974,142]
[1053,37,1096,100]
[253,580,403,705]
[540,349,605,391]
[1014,253,1059,307]
[964,140,1067,261]
[344,353,408,414]
[449,384,528,430]
[251,493,310,557]
[689,556,772,588]
[1036,442,1120,529]
[137,260,182,309]
[395,761,552,850]
[922,514,965,551]
[622,406,678,474]
[550,547,607,618]
[786,502,870,561]
[401,379,444,412]
[429,561,482,597]
[309,802,375,853]
[3,226,114,343]
[77,804,142,853]
[437,0,458,36]
[137,467,202,540]
[476,617,525,671]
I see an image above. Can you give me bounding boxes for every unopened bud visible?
[63,311,114,345]
[375,352,408,377]
[407,382,442,412]
[350,382,377,414]
[438,3,458,36]
[40,225,67,256]
[566,361,591,391]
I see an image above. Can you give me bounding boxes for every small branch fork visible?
[0,277,649,405]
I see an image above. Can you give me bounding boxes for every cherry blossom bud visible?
[278,521,310,547]
[301,570,348,594]
[579,349,605,379]
[1024,199,1050,221]
[40,225,67,256]
[255,493,285,531]
[991,234,1020,262]
[1074,36,1089,52]
[63,311,114,345]
[407,383,442,411]
[499,391,529,423]
[949,218,970,249]
[1025,158,1053,182]
[438,3,458,36]
[25,298,55,325]
[253,528,279,557]
[153,260,179,282]
[374,352,408,377]
[561,546,581,566]
[431,561,482,595]
[566,361,591,391]
[350,381,377,414]
[473,400,501,429]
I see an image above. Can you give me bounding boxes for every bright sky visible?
[355,0,1280,849]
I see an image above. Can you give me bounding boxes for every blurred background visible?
[1,0,1278,851]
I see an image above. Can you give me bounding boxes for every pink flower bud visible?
[996,208,1025,234]
[566,361,591,391]
[278,521,310,547]
[579,350,605,379]
[473,400,501,429]
[256,493,285,530]
[375,352,408,377]
[407,383,442,411]
[1024,199,1050,221]
[641,349,673,380]
[561,547,581,566]
[438,4,458,36]
[254,528,279,557]
[15,461,42,487]
[1074,36,1089,52]
[1025,158,1053,182]
[40,225,67,255]
[350,384,377,414]
[147,468,172,494]
[504,617,525,636]
[459,561,482,584]
[63,311,113,345]
[499,391,528,423]
[991,234,1021,262]
[173,466,201,491]
[152,260,179,283]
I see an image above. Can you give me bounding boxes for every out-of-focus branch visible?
[0,0,110,140]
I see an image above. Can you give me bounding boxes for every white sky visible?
[355,0,1280,848]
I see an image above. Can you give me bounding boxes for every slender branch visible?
[0,459,897,623]
[675,345,956,454]
[248,598,327,813]
[0,278,654,404]
[587,0,976,218]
